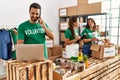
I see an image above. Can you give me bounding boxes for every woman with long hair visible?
[64,16,80,45]
[81,18,98,57]
[64,16,81,58]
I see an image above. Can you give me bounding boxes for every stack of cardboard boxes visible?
[59,0,103,17]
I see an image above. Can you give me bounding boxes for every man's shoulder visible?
[18,20,29,30]
[19,20,29,26]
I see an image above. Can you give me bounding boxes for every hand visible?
[38,18,45,28]
[91,38,98,42]
[75,36,81,41]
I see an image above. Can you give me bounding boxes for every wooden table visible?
[53,55,120,80]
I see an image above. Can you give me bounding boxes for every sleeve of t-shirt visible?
[17,24,25,40]
[44,23,53,35]
[45,23,52,31]
[64,30,71,39]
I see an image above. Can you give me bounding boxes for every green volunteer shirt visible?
[81,28,94,45]
[64,28,79,41]
[18,20,51,59]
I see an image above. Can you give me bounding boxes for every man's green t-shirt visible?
[17,20,51,59]
[64,28,79,41]
[81,28,94,44]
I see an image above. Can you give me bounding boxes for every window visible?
[109,0,120,45]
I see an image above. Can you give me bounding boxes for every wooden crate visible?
[0,78,6,80]
[0,76,6,80]
[6,60,53,80]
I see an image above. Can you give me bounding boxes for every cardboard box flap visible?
[90,44,101,52]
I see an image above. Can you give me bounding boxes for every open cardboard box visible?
[53,70,70,80]
[90,44,116,59]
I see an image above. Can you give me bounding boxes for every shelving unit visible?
[59,13,108,47]
[58,0,110,47]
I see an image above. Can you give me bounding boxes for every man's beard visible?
[31,17,39,23]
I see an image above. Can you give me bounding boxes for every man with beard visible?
[17,3,54,59]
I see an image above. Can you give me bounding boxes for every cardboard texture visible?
[59,2,102,17]
[47,48,53,57]
[52,45,62,56]
[47,45,62,61]
[60,32,65,42]
[78,2,101,15]
[67,6,78,16]
[90,44,116,59]
[53,71,62,80]
[53,71,70,80]
[77,0,88,5]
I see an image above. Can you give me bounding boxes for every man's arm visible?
[38,18,54,39]
[43,25,54,39]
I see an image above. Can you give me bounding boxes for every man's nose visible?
[33,14,37,17]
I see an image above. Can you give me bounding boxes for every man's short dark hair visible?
[29,3,41,11]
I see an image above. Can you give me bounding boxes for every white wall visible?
[59,0,77,8]
[0,0,78,44]
[0,0,60,44]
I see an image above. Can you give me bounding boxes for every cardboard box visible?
[53,71,62,80]
[46,37,54,48]
[90,44,116,59]
[67,6,78,16]
[59,8,68,17]
[49,55,62,61]
[60,22,68,30]
[53,71,69,80]
[47,48,53,57]
[52,45,62,56]
[78,2,101,15]
[77,0,88,5]
[60,32,65,42]
[47,45,62,60]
